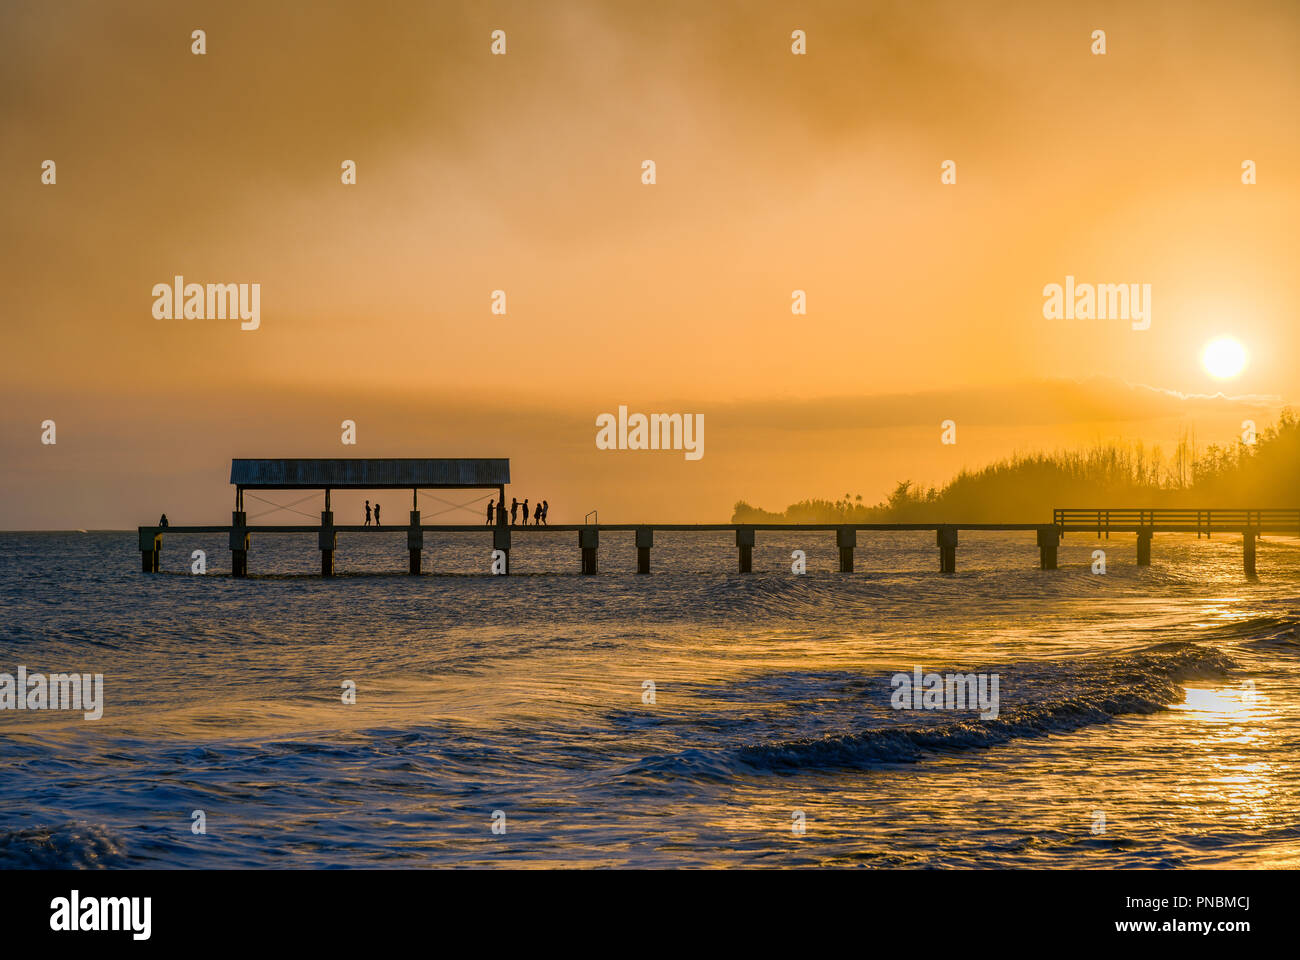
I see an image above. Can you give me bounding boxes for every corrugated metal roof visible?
[230,459,510,488]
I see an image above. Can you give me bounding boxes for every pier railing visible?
[1053,508,1300,537]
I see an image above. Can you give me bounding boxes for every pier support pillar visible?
[635,528,653,574]
[1136,529,1152,567]
[493,528,512,574]
[937,526,957,573]
[1037,526,1060,570]
[837,527,856,573]
[139,528,162,573]
[736,527,755,573]
[319,511,335,577]
[1243,528,1257,576]
[230,511,248,578]
[408,511,422,575]
[580,527,599,575]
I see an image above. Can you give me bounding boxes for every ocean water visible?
[1,529,1297,869]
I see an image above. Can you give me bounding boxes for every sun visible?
[1201,337,1248,379]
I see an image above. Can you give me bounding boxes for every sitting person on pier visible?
[159,513,169,528]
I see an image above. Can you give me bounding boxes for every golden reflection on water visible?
[1173,682,1263,722]
[1169,682,1280,832]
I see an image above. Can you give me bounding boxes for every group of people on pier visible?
[357,498,546,527]
[487,496,548,527]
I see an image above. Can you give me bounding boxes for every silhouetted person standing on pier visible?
[541,501,548,526]
[521,499,529,526]
[365,500,371,526]
[510,498,519,525]
[496,493,507,527]
[374,503,381,526]
[487,500,495,525]
[534,502,542,525]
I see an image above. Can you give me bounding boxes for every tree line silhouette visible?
[733,409,1299,523]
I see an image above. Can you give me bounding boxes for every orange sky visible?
[2,0,1297,527]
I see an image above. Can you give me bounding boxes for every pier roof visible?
[230,458,509,489]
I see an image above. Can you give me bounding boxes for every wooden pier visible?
[139,509,1300,580]
[135,462,1299,577]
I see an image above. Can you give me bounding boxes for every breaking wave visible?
[0,822,130,869]
[617,642,1238,780]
